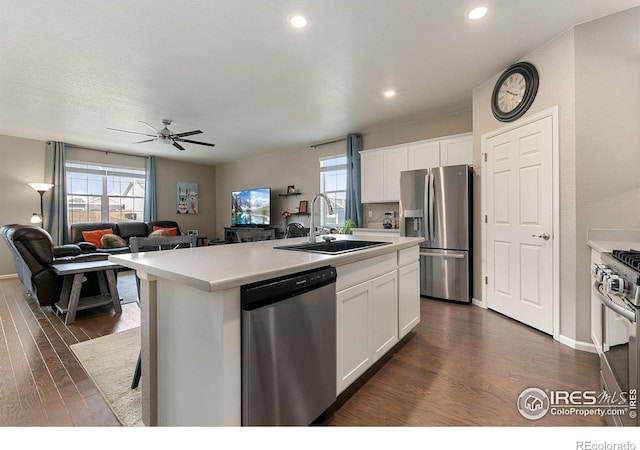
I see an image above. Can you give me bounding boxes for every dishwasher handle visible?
[241,266,336,311]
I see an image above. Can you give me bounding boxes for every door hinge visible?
[483,153,487,162]
[485,276,488,285]
[484,215,488,223]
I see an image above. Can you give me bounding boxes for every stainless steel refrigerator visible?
[400,164,472,303]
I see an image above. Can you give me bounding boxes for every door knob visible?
[531,233,551,241]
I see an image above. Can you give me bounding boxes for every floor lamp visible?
[28,182,54,227]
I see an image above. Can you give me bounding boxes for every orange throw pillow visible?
[152,226,177,236]
[81,228,114,249]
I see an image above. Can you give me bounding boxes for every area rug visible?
[70,327,142,426]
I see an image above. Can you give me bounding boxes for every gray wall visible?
[0,135,47,277]
[214,110,472,239]
[471,6,640,344]
[0,135,216,276]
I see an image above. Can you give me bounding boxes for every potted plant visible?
[340,219,357,235]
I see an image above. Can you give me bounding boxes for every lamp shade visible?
[30,213,43,224]
[28,182,54,193]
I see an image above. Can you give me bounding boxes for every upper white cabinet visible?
[361,146,407,203]
[361,132,472,203]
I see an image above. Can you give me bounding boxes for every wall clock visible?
[491,62,539,122]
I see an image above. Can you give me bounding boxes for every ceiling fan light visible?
[468,6,488,20]
[289,15,307,28]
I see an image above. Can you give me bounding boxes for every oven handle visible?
[593,281,636,323]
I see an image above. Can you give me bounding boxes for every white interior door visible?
[485,115,554,334]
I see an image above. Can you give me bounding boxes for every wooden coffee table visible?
[51,260,122,324]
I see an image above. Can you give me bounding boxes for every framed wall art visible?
[177,182,198,215]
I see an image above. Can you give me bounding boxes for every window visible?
[66,162,145,224]
[319,155,347,228]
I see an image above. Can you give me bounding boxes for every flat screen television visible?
[231,187,271,226]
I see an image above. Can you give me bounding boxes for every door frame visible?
[480,106,560,341]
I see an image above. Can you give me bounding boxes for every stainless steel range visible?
[592,250,639,426]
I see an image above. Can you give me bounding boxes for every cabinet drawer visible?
[398,246,419,267]
[336,253,397,292]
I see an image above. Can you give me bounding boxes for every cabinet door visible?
[336,281,372,395]
[398,261,420,339]
[371,271,398,362]
[361,150,384,202]
[439,134,472,166]
[382,147,408,201]
[408,141,440,170]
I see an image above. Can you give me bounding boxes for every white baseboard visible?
[557,334,597,353]
[0,273,18,280]
[471,297,486,308]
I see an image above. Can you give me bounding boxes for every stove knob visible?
[605,275,625,294]
[591,263,606,277]
[597,268,612,283]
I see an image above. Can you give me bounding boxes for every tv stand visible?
[224,227,275,243]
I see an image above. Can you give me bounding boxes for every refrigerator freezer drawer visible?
[420,249,470,303]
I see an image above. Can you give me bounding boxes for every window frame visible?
[319,154,347,228]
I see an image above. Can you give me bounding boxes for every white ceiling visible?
[1,0,639,165]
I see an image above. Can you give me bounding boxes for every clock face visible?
[491,62,539,122]
[497,73,526,113]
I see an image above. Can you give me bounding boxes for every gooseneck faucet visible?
[309,193,334,243]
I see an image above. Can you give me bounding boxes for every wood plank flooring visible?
[0,275,606,427]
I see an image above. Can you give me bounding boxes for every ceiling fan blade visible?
[139,121,160,133]
[132,138,158,144]
[173,130,202,138]
[172,141,186,151]
[106,127,157,137]
[176,138,216,147]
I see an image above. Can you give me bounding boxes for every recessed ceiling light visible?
[384,90,396,98]
[468,6,488,20]
[289,15,307,28]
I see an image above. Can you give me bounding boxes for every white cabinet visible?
[407,141,439,170]
[361,150,384,203]
[439,134,473,167]
[361,132,472,203]
[398,246,420,339]
[336,280,372,393]
[336,270,398,394]
[360,146,407,203]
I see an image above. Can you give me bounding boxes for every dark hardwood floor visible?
[0,275,606,427]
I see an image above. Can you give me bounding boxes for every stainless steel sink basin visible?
[274,239,391,255]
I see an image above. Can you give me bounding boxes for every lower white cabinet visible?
[336,270,398,395]
[398,261,420,339]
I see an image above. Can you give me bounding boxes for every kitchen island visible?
[109,234,423,426]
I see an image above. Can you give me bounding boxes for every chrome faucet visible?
[309,193,334,243]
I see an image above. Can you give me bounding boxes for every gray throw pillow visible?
[100,233,127,248]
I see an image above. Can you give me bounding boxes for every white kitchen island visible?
[109,234,423,426]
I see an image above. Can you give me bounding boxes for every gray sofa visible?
[69,220,182,254]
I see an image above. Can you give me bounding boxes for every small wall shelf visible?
[278,193,302,197]
[291,212,310,216]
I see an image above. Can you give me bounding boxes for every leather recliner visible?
[0,224,109,307]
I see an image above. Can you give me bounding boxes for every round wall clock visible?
[491,62,539,122]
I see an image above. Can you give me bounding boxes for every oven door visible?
[594,281,637,426]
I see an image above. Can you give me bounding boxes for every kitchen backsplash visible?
[363,202,398,229]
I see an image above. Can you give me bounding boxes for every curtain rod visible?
[309,136,347,148]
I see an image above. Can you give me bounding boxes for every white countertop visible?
[586,229,640,253]
[352,227,400,233]
[109,235,423,292]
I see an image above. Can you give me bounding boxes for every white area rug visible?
[70,327,142,427]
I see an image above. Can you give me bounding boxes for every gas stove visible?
[599,250,640,306]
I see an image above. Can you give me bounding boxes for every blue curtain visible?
[44,142,68,245]
[144,155,157,222]
[345,134,363,227]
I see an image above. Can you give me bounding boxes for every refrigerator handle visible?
[424,174,430,242]
[428,173,435,242]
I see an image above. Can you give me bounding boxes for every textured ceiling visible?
[1,0,639,164]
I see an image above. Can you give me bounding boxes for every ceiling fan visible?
[107,119,215,151]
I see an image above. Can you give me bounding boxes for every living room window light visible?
[319,155,346,228]
[65,161,146,224]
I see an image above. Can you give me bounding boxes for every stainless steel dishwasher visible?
[241,266,337,426]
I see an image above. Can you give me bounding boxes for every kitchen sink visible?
[274,239,391,255]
